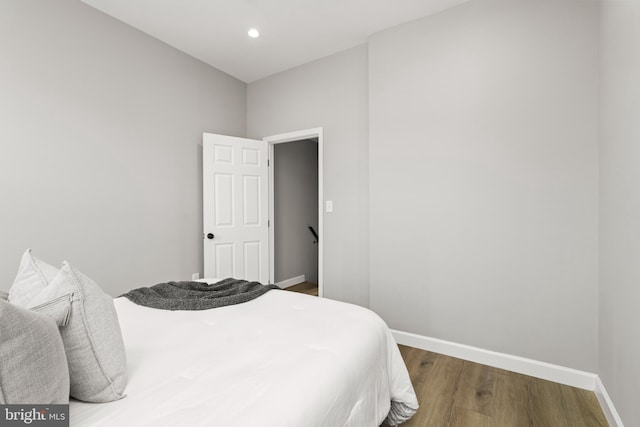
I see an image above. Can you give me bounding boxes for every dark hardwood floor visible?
[284,284,608,426]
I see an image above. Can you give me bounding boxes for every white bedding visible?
[70,289,418,426]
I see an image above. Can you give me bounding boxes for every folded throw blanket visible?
[121,278,279,311]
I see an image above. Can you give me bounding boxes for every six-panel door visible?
[203,133,269,283]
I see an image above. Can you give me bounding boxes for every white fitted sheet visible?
[70,289,418,426]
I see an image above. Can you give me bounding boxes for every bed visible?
[69,282,418,426]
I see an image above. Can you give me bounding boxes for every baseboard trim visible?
[595,376,625,427]
[391,329,597,391]
[276,275,306,289]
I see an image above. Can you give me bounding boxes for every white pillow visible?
[13,260,128,403]
[0,300,70,404]
[8,249,59,306]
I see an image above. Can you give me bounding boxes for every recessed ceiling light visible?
[248,28,260,38]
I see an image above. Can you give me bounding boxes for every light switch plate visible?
[325,200,333,213]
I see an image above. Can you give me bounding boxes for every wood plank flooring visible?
[385,345,608,427]
[283,281,318,296]
[283,284,608,426]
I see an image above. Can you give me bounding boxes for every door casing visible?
[264,127,324,297]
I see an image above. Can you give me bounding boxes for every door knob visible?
[206,233,215,239]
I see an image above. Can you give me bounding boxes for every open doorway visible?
[265,128,323,297]
[273,139,318,294]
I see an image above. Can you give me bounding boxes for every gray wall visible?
[247,45,370,307]
[274,140,319,284]
[0,0,246,296]
[599,1,640,425]
[5,3,629,408]
[368,0,599,372]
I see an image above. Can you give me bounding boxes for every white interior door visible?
[203,133,269,283]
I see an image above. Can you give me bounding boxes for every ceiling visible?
[81,0,469,83]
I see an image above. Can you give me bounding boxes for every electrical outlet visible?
[191,273,200,281]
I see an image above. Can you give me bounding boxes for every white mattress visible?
[70,289,418,426]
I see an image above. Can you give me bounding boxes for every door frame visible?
[264,127,323,297]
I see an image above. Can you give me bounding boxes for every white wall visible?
[247,45,370,307]
[369,0,599,371]
[599,1,640,425]
[274,140,319,284]
[0,0,246,296]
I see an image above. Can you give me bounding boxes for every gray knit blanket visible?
[121,278,279,311]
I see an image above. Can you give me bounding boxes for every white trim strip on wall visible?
[391,329,596,390]
[595,376,626,427]
[275,275,306,289]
